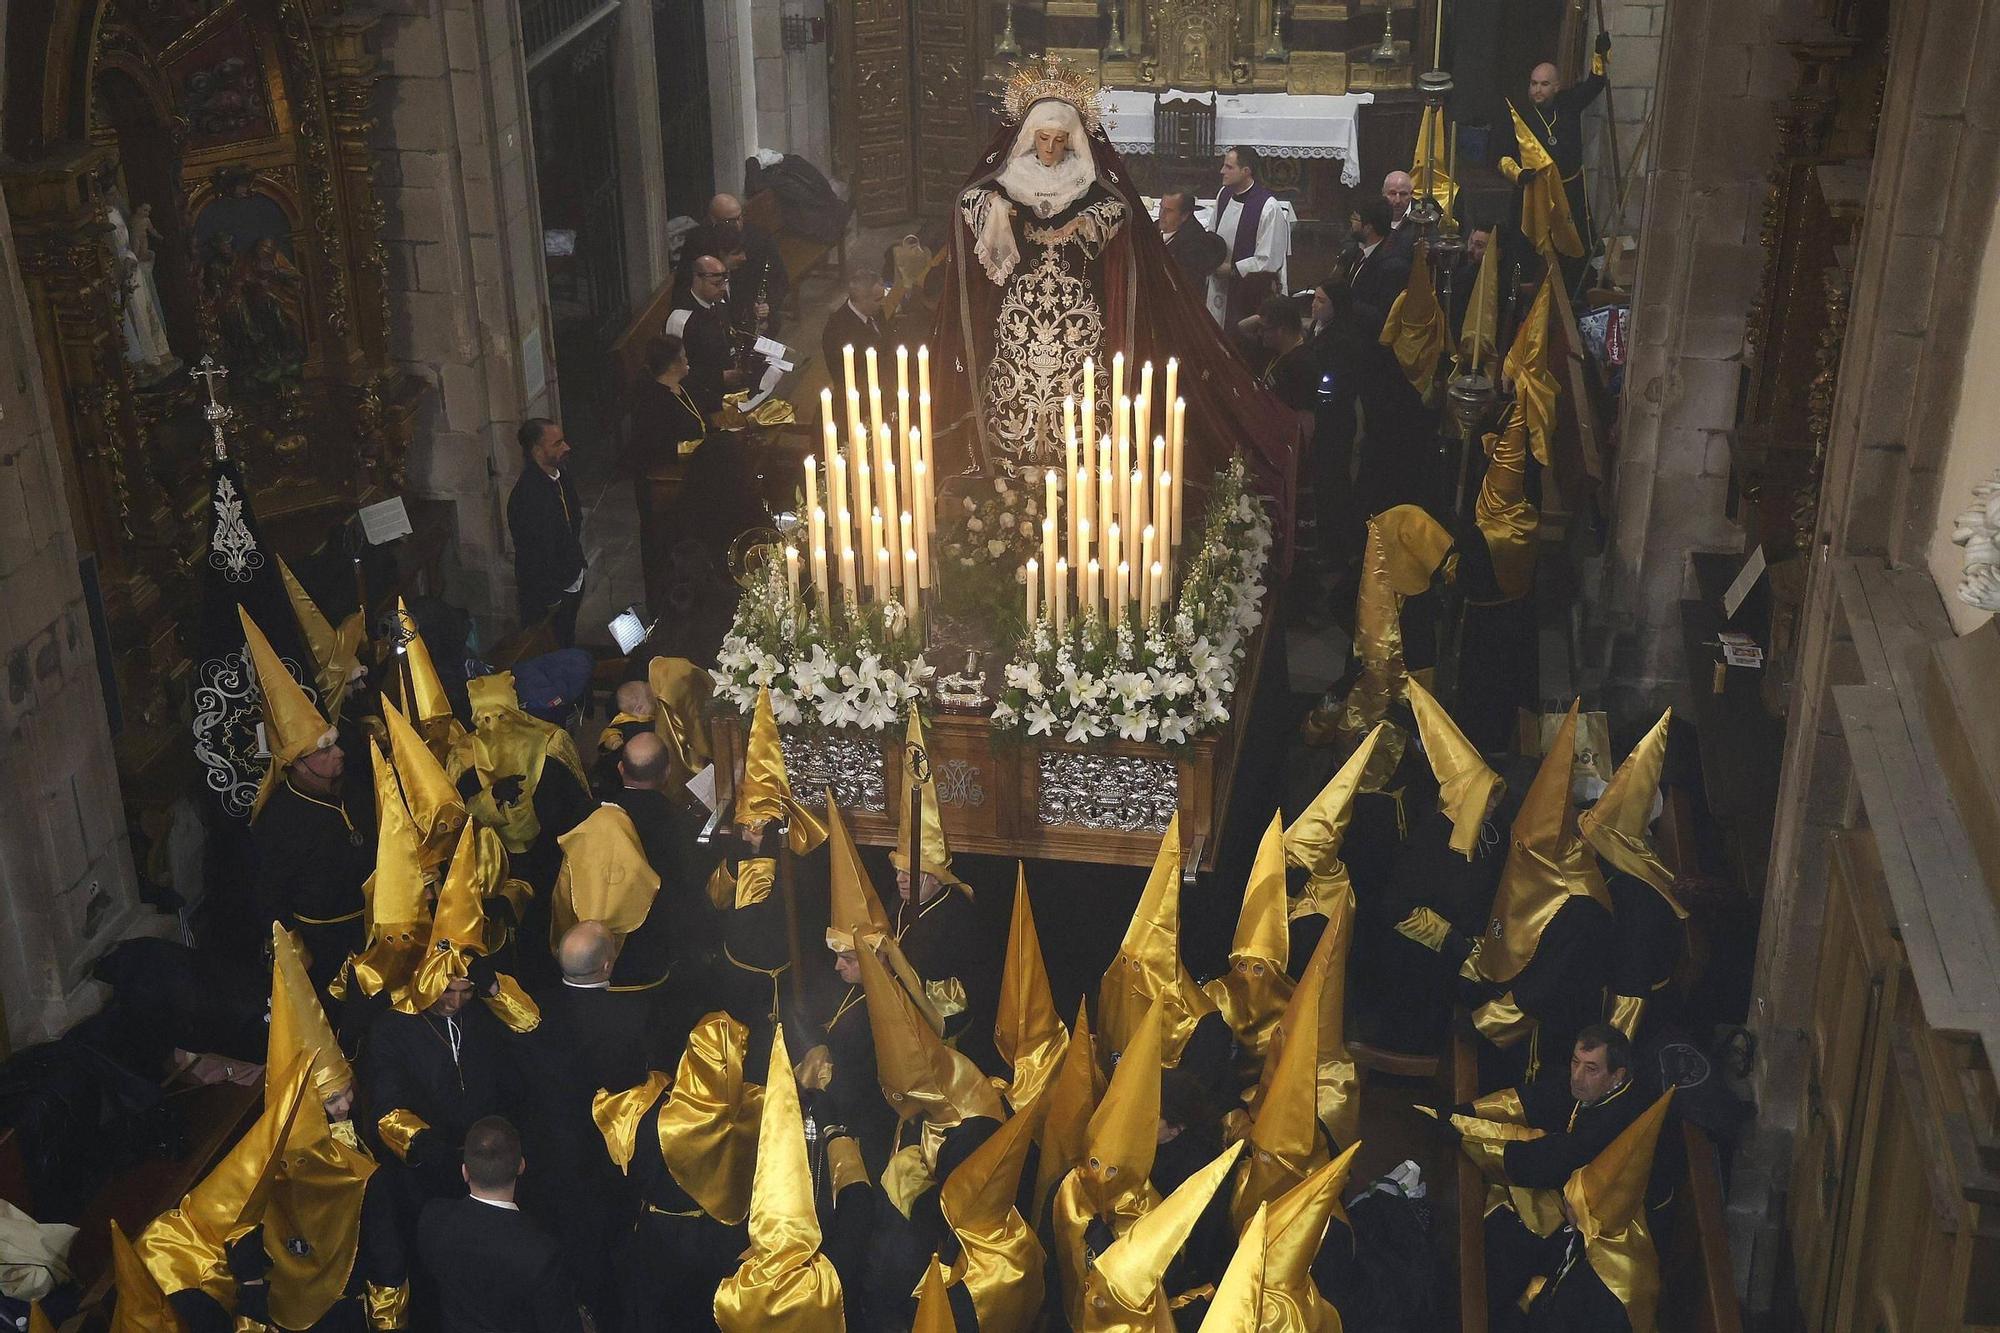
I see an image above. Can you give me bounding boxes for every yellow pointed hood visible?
[270,923,353,1104]
[26,1305,55,1333]
[1291,878,1361,1148]
[823,796,894,952]
[736,687,828,854]
[278,557,365,718]
[395,598,457,739]
[1206,811,1294,1057]
[659,1011,767,1226]
[1381,241,1447,398]
[1260,1143,1361,1330]
[1231,931,1330,1230]
[1477,700,1610,985]
[240,606,334,817]
[109,1220,185,1333]
[1474,401,1541,602]
[1084,1141,1244,1331]
[713,1022,846,1331]
[409,823,535,1027]
[1508,106,1583,261]
[996,864,1069,1111]
[649,656,715,783]
[344,736,430,1004]
[1077,1000,1165,1218]
[553,803,664,945]
[1097,813,1216,1065]
[1200,1203,1269,1332]
[940,1086,1049,1330]
[1457,208,1501,374]
[1032,1001,1103,1218]
[1284,723,1387,919]
[1563,1088,1676,1333]
[891,704,962,888]
[1503,270,1561,466]
[383,697,467,870]
[1405,676,1504,858]
[1579,710,1685,913]
[857,936,1004,1128]
[1332,506,1450,774]
[911,1256,955,1333]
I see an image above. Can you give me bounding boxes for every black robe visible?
[505,465,585,626]
[1525,1229,1632,1332]
[253,779,374,999]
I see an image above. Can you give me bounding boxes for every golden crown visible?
[1002,54,1103,134]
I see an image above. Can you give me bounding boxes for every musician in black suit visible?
[821,273,888,385]
[675,192,787,334]
[1343,198,1412,343]
[417,1117,585,1333]
[665,254,741,418]
[1158,190,1227,295]
[506,418,585,646]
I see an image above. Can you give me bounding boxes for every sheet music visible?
[358,497,413,545]
[685,763,719,813]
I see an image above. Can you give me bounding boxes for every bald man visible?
[526,920,660,1326]
[612,731,724,1017]
[1501,36,1612,283]
[1382,170,1418,258]
[677,190,789,334]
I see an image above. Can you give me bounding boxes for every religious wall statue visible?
[196,168,309,391]
[959,92,1127,471]
[108,199,177,379]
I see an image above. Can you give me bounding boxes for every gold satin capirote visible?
[1283,724,1386,921]
[1204,811,1294,1058]
[1578,708,1685,914]
[1380,242,1447,398]
[1256,1144,1361,1331]
[1080,1142,1244,1332]
[713,1023,845,1330]
[592,1012,765,1225]
[1475,401,1541,603]
[110,1219,185,1333]
[382,697,466,873]
[1458,219,1502,373]
[735,687,828,854]
[277,557,365,718]
[649,655,715,786]
[1030,1000,1103,1219]
[939,1084,1048,1330]
[1559,1087,1675,1333]
[891,704,963,887]
[995,863,1069,1111]
[1502,105,1584,263]
[1229,917,1329,1230]
[1502,267,1561,468]
[239,606,335,819]
[1096,813,1216,1065]
[1404,676,1504,857]
[450,672,588,853]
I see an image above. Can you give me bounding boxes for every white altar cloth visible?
[1099,89,1374,187]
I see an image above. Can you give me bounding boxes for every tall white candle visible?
[842,345,858,409]
[1026,558,1039,625]
[1140,526,1155,617]
[1110,353,1125,421]
[1163,359,1178,432]
[785,545,800,601]
[1042,516,1057,610]
[903,546,918,610]
[1081,356,1096,459]
[1087,558,1101,617]
[865,346,884,448]
[1055,557,1069,633]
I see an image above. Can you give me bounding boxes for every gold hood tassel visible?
[1097,813,1216,1066]
[1082,1141,1245,1332]
[1205,812,1294,1058]
[713,1023,846,1331]
[996,864,1069,1111]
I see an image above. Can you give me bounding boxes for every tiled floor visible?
[562,219,1350,700]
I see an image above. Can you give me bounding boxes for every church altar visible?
[1100,89,1374,186]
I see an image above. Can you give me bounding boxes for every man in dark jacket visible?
[417,1117,585,1333]
[1159,189,1227,296]
[506,418,585,647]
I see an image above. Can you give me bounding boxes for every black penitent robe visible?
[1525,1229,1633,1332]
[253,780,374,997]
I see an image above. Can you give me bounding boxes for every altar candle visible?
[1055,558,1069,632]
[896,345,910,424]
[871,509,887,599]
[809,496,826,590]
[1087,558,1101,617]
[1115,396,1131,530]
[1111,352,1125,421]
[1077,517,1092,586]
[1170,400,1187,545]
[813,544,831,617]
[1081,356,1096,456]
[1131,467,1147,547]
[918,344,931,406]
[1163,358,1178,430]
[841,547,857,606]
[876,425,896,547]
[1044,467,1060,547]
[842,344,858,406]
[1152,436,1168,543]
[820,390,838,476]
[1098,440,1114,566]
[1140,526,1155,616]
[865,346,884,444]
[919,391,934,475]
[877,548,891,605]
[857,459,873,565]
[895,388,912,515]
[847,390,869,522]
[911,488,930,586]
[1151,560,1165,617]
[1138,361,1154,434]
[1107,521,1121,598]
[1026,558,1039,625]
[1063,401,1080,558]
[785,546,800,601]
[1042,516,1057,609]
[830,451,849,565]
[903,510,919,589]
[903,547,919,610]
[1114,562,1129,626]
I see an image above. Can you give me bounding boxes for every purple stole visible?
[1215,183,1274,266]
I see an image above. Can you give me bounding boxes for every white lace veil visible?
[974,99,1100,284]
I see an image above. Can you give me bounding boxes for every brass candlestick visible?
[1262,1,1288,61]
[1372,1,1399,62]
[994,1,1021,57]
[1104,0,1129,58]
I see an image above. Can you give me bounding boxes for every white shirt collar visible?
[845,299,875,325]
[1360,238,1381,259]
[694,292,716,310]
[469,1195,519,1211]
[562,978,611,990]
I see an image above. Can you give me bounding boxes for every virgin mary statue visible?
[931,57,1301,542]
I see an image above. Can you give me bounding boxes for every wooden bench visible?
[744,187,846,325]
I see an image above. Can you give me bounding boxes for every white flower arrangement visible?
[990,456,1273,748]
[712,551,933,733]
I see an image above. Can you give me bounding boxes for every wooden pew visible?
[1660,1121,1746,1333]
[1454,1020,1490,1333]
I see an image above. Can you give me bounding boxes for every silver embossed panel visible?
[1036,751,1178,831]
[781,734,887,812]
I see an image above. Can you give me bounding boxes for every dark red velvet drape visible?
[928,117,1301,560]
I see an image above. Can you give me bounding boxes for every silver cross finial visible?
[193,356,233,460]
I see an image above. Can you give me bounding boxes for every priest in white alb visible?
[1207,144,1292,330]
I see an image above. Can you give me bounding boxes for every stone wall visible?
[371,0,554,622]
[707,0,763,195]
[1594,0,1802,703]
[1582,0,1667,246]
[0,185,141,1052]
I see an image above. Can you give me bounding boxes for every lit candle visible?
[1115,397,1131,534]
[1055,557,1069,633]
[841,546,857,606]
[810,500,827,597]
[830,451,849,575]
[1111,352,1125,422]
[1087,557,1101,617]
[847,390,869,526]
[820,389,838,478]
[1078,517,1092,589]
[865,346,884,447]
[895,387,912,517]
[912,430,933,582]
[1107,521,1121,595]
[842,344,857,408]
[877,548,891,605]
[1063,400,1080,566]
[1140,526,1155,616]
[896,345,910,424]
[1131,467,1147,547]
[814,544,831,617]
[785,545,800,601]
[918,344,931,405]
[903,546,919,609]
[919,391,934,474]
[1117,561,1131,624]
[1151,560,1165,617]
[1026,558,1039,625]
[1158,471,1172,573]
[1081,355,1096,458]
[903,510,920,591]
[1044,468,1060,549]
[1098,439,1114,569]
[1152,436,1168,544]
[1074,465,1090,573]
[1042,516,1058,610]
[1139,360,1154,419]
[1163,358,1178,431]
[875,424,895,549]
[1170,400,1186,546]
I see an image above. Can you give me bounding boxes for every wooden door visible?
[843,0,915,224]
[912,0,982,217]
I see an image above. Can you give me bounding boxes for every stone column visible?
[707,0,762,193]
[613,0,674,305]
[0,186,142,1052]
[371,0,555,623]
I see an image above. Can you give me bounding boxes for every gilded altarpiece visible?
[2,0,417,808]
